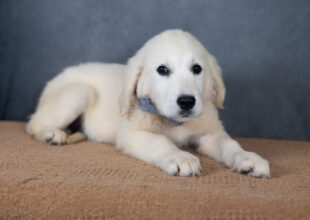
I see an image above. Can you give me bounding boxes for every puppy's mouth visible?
[179,110,193,118]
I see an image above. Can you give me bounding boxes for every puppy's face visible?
[138,51,205,123]
[121,30,225,123]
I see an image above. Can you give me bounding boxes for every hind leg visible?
[26,83,95,145]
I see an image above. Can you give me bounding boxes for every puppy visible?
[26,29,270,178]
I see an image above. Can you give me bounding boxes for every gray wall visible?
[1,0,310,140]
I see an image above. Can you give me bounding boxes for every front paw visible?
[161,151,202,177]
[232,151,270,178]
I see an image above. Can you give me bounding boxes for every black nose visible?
[177,95,196,111]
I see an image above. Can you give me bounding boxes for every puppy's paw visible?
[36,128,67,146]
[161,151,202,177]
[232,151,270,178]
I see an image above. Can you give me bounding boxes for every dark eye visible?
[192,64,202,74]
[157,65,170,76]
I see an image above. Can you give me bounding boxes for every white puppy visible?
[26,29,270,178]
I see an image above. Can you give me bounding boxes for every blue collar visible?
[139,97,184,126]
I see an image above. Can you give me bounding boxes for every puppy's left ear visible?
[207,54,226,109]
[119,54,143,116]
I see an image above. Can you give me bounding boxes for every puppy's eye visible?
[157,65,170,76]
[192,64,202,75]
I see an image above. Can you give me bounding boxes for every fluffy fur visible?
[26,29,270,178]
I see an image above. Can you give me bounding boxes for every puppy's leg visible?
[26,83,94,145]
[117,129,202,177]
[196,133,270,178]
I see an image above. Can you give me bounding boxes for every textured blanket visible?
[0,122,309,219]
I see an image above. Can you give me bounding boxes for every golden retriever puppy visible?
[26,29,270,178]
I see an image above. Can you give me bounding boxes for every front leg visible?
[116,128,202,177]
[196,133,270,178]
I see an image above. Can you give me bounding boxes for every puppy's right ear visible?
[119,54,143,116]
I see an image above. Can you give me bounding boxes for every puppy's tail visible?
[66,132,87,144]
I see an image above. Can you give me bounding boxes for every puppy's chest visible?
[164,126,203,148]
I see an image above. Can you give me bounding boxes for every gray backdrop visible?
[1,0,310,141]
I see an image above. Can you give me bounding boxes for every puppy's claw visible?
[51,141,62,146]
[44,138,52,144]
[241,167,253,175]
[185,172,193,177]
[253,174,269,179]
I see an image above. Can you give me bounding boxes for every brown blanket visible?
[0,122,309,219]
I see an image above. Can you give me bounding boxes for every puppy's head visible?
[120,29,225,123]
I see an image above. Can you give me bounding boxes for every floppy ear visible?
[119,54,143,116]
[207,54,226,109]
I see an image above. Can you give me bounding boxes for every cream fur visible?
[26,29,270,178]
